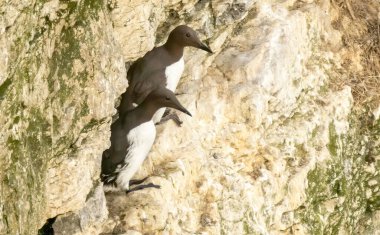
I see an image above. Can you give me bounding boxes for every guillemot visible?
[101,86,192,192]
[118,25,212,124]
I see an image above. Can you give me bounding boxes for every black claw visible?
[129,176,149,186]
[148,183,161,189]
[126,183,161,194]
[156,112,183,127]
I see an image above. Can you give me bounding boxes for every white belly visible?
[152,57,184,123]
[165,57,184,91]
[116,121,156,190]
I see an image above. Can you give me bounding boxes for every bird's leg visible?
[156,110,183,127]
[163,113,183,126]
[126,183,161,194]
[129,176,149,186]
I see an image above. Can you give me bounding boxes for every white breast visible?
[165,57,184,91]
[152,57,185,124]
[116,121,156,190]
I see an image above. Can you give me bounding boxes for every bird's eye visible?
[165,97,170,100]
[186,33,191,37]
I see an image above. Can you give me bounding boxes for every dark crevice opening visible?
[38,217,57,235]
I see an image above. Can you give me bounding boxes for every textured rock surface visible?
[102,0,379,234]
[0,1,125,234]
[101,0,354,234]
[1,0,379,234]
[52,183,108,235]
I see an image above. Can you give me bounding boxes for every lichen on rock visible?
[0,0,125,234]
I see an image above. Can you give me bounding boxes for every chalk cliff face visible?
[1,0,379,234]
[0,1,125,234]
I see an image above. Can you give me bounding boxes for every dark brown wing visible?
[126,57,143,83]
[136,69,167,103]
[119,46,171,114]
[101,119,130,183]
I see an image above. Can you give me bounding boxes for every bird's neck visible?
[133,101,161,122]
[163,41,184,61]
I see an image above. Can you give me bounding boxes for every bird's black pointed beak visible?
[199,42,213,53]
[169,96,192,117]
[173,101,192,117]
[178,106,192,117]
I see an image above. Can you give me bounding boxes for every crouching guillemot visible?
[101,86,192,193]
[118,25,212,124]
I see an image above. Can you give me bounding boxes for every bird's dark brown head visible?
[166,25,213,53]
[145,87,192,117]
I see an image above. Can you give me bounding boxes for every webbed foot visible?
[156,112,183,127]
[129,176,149,186]
[126,183,161,194]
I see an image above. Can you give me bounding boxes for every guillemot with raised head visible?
[101,86,192,193]
[118,25,212,124]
